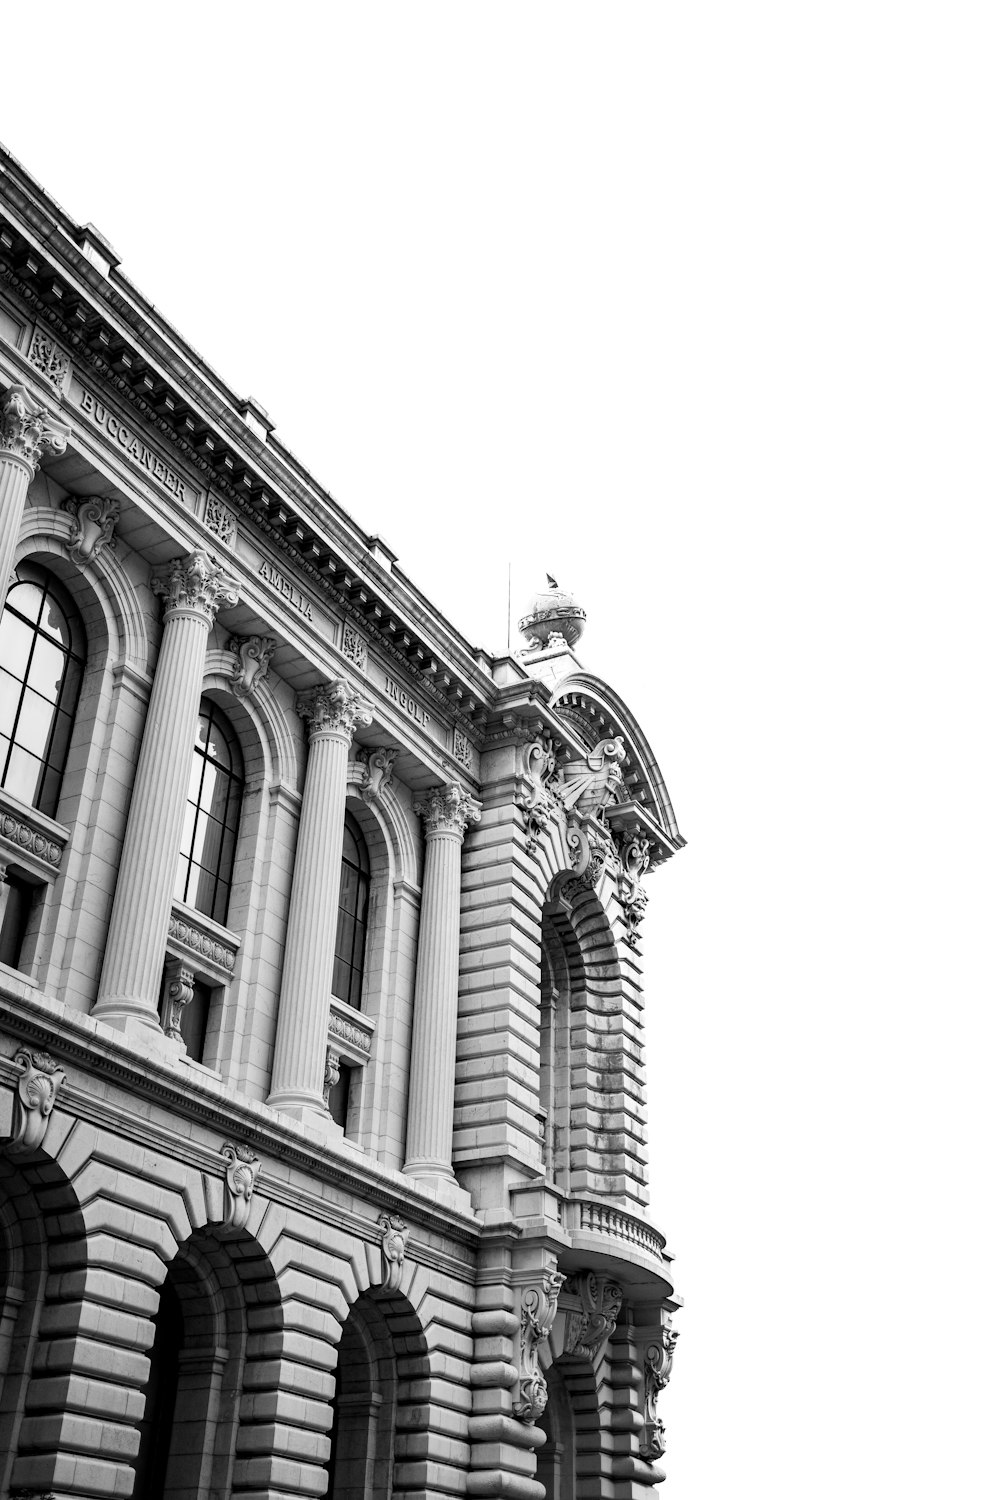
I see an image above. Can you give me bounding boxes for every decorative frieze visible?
[453,727,473,770]
[228,634,276,699]
[0,806,64,871]
[562,1271,623,1364]
[4,1047,65,1154]
[161,959,195,1044]
[0,384,69,473]
[28,324,71,393]
[297,679,373,740]
[63,494,120,567]
[377,1211,409,1293]
[152,550,239,622]
[357,744,398,806]
[328,1008,373,1059]
[79,389,192,501]
[414,782,482,838]
[168,910,238,975]
[257,559,314,621]
[204,492,237,545]
[512,1270,565,1423]
[339,620,368,669]
[220,1141,261,1233]
[639,1325,678,1461]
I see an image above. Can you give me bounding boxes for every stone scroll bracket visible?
[2,1046,66,1156]
[512,1267,565,1424]
[639,1321,679,1461]
[561,1269,624,1366]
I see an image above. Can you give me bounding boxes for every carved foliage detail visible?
[639,1325,679,1460]
[515,733,561,855]
[6,1048,65,1154]
[152,550,239,621]
[414,782,482,838]
[453,727,473,771]
[614,827,651,948]
[513,1270,565,1423]
[563,816,613,897]
[323,1046,341,1107]
[563,1271,623,1364]
[162,960,195,1043]
[0,384,69,472]
[205,493,236,545]
[340,621,368,669]
[378,1211,409,1293]
[297,680,374,740]
[358,745,399,806]
[28,325,72,393]
[63,495,120,567]
[221,1142,260,1233]
[228,634,276,699]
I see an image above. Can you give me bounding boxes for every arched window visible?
[175,699,244,926]
[332,812,369,1011]
[0,562,85,818]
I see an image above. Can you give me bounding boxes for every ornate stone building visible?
[0,149,684,1500]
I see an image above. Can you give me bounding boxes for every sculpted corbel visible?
[377,1211,409,1293]
[161,960,195,1044]
[514,731,562,854]
[228,634,277,699]
[563,1270,623,1364]
[63,495,120,567]
[512,1268,565,1423]
[4,1047,65,1155]
[614,826,651,948]
[323,1045,341,1108]
[358,745,399,806]
[221,1141,261,1233]
[563,815,612,895]
[639,1323,679,1461]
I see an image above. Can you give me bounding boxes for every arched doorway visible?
[536,1361,576,1500]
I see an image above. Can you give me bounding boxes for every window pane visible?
[6,579,45,627]
[192,813,224,874]
[199,760,225,820]
[15,689,56,759]
[45,708,75,780]
[4,744,43,806]
[38,591,72,648]
[38,763,63,820]
[189,861,217,917]
[0,613,34,684]
[0,668,22,730]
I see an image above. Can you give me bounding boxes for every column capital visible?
[151,549,239,623]
[414,781,482,838]
[0,383,69,474]
[296,679,373,741]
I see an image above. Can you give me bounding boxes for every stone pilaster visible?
[93,551,238,1032]
[0,384,69,599]
[403,782,482,1192]
[267,680,373,1123]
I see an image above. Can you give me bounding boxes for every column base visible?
[403,1161,474,1213]
[266,1087,337,1132]
[91,1002,174,1051]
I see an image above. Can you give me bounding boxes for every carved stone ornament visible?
[639,1324,679,1461]
[563,816,612,895]
[0,384,69,473]
[28,325,72,394]
[5,1048,65,1155]
[221,1141,261,1233]
[228,634,276,699]
[297,679,374,740]
[358,745,399,806]
[453,727,474,771]
[512,1269,566,1424]
[562,1271,623,1364]
[324,1044,341,1107]
[559,737,627,818]
[515,733,561,855]
[414,782,483,839]
[63,495,120,567]
[615,828,651,949]
[340,621,368,670]
[152,550,239,622]
[162,960,195,1044]
[204,493,236,545]
[377,1211,409,1293]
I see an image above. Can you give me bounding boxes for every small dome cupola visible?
[518,575,587,651]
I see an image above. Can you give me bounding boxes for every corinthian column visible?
[267,680,373,1123]
[94,552,238,1033]
[0,385,69,600]
[404,783,482,1190]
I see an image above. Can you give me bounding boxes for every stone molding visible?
[357,744,399,806]
[562,1270,623,1364]
[63,494,120,568]
[220,1141,261,1233]
[413,782,482,839]
[227,633,276,699]
[296,679,373,740]
[639,1324,678,1460]
[0,793,67,879]
[151,549,239,622]
[167,904,239,980]
[4,1046,65,1154]
[0,383,69,473]
[512,1269,565,1423]
[327,999,374,1066]
[377,1211,409,1293]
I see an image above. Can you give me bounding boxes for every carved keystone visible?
[220,1141,261,1233]
[5,1048,65,1155]
[64,495,120,567]
[377,1211,409,1293]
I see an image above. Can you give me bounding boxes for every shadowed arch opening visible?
[537,1352,601,1500]
[324,1287,430,1500]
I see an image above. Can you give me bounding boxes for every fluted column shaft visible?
[267,681,372,1122]
[94,552,238,1030]
[404,783,482,1184]
[0,385,69,602]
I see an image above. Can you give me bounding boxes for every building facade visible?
[0,148,684,1500]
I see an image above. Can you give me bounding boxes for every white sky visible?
[3,5,997,1495]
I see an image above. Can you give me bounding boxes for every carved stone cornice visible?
[512,1269,565,1423]
[63,494,120,567]
[378,1211,409,1293]
[228,634,276,699]
[357,745,399,806]
[414,782,482,839]
[151,549,239,623]
[0,383,69,473]
[296,679,373,740]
